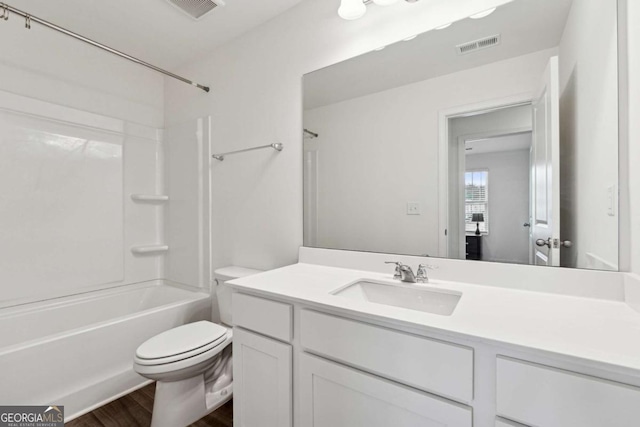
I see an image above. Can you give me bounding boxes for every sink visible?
[331,280,461,316]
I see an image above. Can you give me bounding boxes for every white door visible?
[233,328,292,427]
[530,56,561,266]
[298,353,472,427]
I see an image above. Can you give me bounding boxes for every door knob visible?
[523,222,531,227]
[536,238,572,248]
[536,238,551,248]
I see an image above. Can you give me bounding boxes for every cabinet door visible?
[233,327,292,427]
[299,353,472,427]
[497,357,640,427]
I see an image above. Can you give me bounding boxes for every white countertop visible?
[228,263,640,376]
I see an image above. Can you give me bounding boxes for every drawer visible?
[497,357,640,427]
[232,293,292,342]
[300,309,473,403]
[299,352,472,427]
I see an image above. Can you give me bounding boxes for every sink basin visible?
[331,280,461,316]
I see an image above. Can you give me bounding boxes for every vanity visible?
[228,248,640,427]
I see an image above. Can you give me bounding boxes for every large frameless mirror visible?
[303,0,620,271]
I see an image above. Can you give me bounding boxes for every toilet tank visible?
[213,266,263,326]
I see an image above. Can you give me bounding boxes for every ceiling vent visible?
[166,0,225,20]
[456,34,501,55]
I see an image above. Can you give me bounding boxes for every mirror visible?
[303,0,620,271]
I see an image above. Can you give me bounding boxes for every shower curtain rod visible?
[0,2,210,93]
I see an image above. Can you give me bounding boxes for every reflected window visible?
[465,170,489,234]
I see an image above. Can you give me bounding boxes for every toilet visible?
[133,266,262,427]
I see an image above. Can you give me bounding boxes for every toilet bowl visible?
[133,266,262,427]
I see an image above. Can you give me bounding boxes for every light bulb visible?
[373,0,400,6]
[470,7,497,19]
[338,0,367,20]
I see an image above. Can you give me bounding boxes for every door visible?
[299,353,472,427]
[233,328,292,427]
[530,56,560,266]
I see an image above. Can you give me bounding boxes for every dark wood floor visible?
[66,383,233,427]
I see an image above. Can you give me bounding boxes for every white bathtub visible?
[0,281,211,421]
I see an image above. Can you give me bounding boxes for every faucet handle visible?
[385,261,403,280]
[416,264,437,283]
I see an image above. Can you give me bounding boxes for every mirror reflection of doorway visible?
[463,132,532,264]
[445,102,535,265]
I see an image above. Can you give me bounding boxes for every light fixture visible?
[435,23,452,30]
[469,7,496,19]
[339,0,418,20]
[338,0,367,20]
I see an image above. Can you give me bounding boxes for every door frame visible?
[437,92,533,258]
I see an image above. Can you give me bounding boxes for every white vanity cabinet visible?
[232,294,294,427]
[298,352,472,427]
[299,309,474,403]
[231,291,640,427]
[496,357,640,427]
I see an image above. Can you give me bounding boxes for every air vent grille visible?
[166,0,224,20]
[456,34,501,55]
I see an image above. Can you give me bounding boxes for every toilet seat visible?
[134,321,229,366]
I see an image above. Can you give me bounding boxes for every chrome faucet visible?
[386,262,436,284]
[416,264,429,283]
[385,262,417,283]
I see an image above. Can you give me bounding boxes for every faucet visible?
[385,262,417,283]
[386,262,436,284]
[416,264,430,283]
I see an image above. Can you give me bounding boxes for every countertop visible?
[228,263,640,376]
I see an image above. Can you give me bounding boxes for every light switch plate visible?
[407,202,421,215]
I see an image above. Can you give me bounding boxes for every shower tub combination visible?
[0,281,211,421]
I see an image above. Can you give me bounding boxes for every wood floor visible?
[66,383,233,427]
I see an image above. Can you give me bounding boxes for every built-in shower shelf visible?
[131,245,169,255]
[130,194,169,202]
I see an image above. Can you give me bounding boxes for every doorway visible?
[442,102,534,264]
[462,131,533,264]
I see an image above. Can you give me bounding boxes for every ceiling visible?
[465,132,532,155]
[13,0,303,69]
[304,0,574,110]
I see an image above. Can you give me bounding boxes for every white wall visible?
[0,15,164,128]
[466,148,531,264]
[0,17,166,305]
[628,1,640,275]
[558,0,619,270]
[302,58,546,257]
[163,0,514,273]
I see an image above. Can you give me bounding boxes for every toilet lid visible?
[135,321,227,361]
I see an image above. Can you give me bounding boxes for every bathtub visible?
[0,280,211,421]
